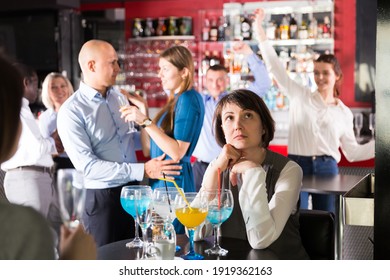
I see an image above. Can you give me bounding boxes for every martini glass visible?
[153,186,183,223]
[204,188,234,256]
[174,192,208,260]
[120,185,151,248]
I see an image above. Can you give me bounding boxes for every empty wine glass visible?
[369,113,375,138]
[204,188,234,256]
[120,185,152,248]
[134,188,153,259]
[56,169,86,229]
[153,186,183,223]
[116,88,137,133]
[354,112,363,139]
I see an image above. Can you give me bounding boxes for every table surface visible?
[302,173,364,195]
[98,174,365,261]
[98,235,279,260]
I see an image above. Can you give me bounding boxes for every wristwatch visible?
[141,118,152,128]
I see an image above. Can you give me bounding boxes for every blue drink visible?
[120,197,151,217]
[207,206,233,225]
[121,197,137,217]
[136,197,151,215]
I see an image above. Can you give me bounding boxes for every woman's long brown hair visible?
[153,45,194,136]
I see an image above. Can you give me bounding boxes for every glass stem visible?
[188,228,195,255]
[213,225,219,247]
[134,220,139,239]
[142,228,148,258]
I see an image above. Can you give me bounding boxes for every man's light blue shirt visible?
[192,53,271,162]
[57,82,144,189]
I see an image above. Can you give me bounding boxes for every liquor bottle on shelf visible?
[201,51,211,75]
[209,51,221,66]
[298,19,308,39]
[217,16,226,41]
[223,49,233,71]
[241,12,252,40]
[289,14,298,39]
[276,91,285,110]
[202,18,210,41]
[322,16,331,38]
[132,18,144,38]
[179,16,192,36]
[224,15,232,41]
[156,17,167,36]
[233,14,242,40]
[144,18,155,37]
[280,15,289,40]
[264,77,278,111]
[168,16,178,36]
[209,18,218,42]
[308,15,318,39]
[266,20,276,40]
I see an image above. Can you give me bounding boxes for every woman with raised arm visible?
[253,8,374,212]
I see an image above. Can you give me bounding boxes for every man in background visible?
[192,42,271,191]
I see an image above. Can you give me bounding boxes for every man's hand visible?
[144,153,182,180]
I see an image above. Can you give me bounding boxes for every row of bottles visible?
[201,12,332,42]
[265,14,331,40]
[202,12,253,42]
[132,16,193,38]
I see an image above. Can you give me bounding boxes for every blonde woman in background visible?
[39,72,74,170]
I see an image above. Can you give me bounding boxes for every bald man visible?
[57,40,181,246]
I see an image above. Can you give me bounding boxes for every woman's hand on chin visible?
[214,144,242,172]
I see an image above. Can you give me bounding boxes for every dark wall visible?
[375,0,390,259]
[0,10,59,75]
[355,0,377,103]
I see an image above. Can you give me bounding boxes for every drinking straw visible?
[162,173,172,213]
[218,168,221,209]
[158,177,192,211]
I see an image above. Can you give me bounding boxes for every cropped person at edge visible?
[0,54,96,260]
[1,63,62,239]
[57,39,182,246]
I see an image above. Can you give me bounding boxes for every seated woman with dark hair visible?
[195,89,309,260]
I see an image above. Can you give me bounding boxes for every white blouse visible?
[258,40,374,162]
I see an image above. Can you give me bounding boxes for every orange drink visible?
[175,207,208,228]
